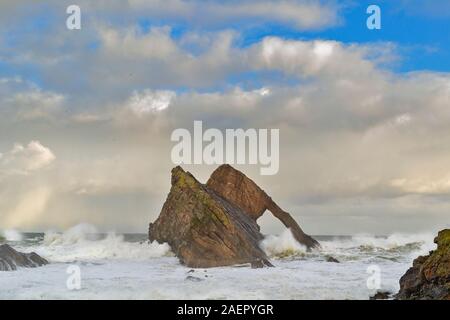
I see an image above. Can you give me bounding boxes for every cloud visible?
[0,141,56,176]
[103,0,341,30]
[126,90,176,115]
[7,90,65,120]
[0,0,341,31]
[0,6,449,233]
[0,78,66,120]
[90,27,242,90]
[22,26,390,100]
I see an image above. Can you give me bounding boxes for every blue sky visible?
[1,1,450,89]
[249,3,449,72]
[141,0,450,73]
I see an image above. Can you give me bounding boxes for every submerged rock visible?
[370,291,391,300]
[326,256,340,263]
[149,165,318,268]
[396,229,450,300]
[185,275,204,282]
[0,244,48,271]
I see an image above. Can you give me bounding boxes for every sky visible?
[0,0,450,235]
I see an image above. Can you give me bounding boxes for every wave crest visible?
[33,224,172,262]
[261,229,307,258]
[1,229,23,242]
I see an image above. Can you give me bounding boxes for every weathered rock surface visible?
[149,165,318,268]
[396,229,450,300]
[0,244,48,271]
[206,164,319,249]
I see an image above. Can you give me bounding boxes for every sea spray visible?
[43,223,99,245]
[1,229,24,242]
[261,229,308,258]
[32,223,173,262]
[1,228,438,300]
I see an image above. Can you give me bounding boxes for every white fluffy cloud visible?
[0,141,56,176]
[126,90,176,115]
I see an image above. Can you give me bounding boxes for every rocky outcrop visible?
[149,166,272,268]
[149,165,318,268]
[0,244,48,271]
[207,164,319,249]
[396,229,450,300]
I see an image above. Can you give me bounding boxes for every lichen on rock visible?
[149,165,319,268]
[396,229,450,300]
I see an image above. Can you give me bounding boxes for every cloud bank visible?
[0,2,449,234]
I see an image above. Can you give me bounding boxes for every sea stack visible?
[148,165,319,268]
[396,229,450,300]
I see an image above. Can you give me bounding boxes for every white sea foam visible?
[43,223,99,245]
[1,224,440,300]
[319,232,436,260]
[28,224,172,262]
[1,229,23,241]
[348,233,435,251]
[261,229,307,257]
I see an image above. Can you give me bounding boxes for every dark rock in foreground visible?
[149,165,318,268]
[0,244,48,271]
[396,229,450,300]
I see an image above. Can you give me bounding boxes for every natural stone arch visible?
[206,164,319,249]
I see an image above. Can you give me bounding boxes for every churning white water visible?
[1,229,24,242]
[0,224,437,300]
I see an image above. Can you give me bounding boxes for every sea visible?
[0,224,437,300]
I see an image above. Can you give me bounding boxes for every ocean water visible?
[0,224,437,300]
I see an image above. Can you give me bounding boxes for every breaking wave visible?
[31,224,172,263]
[14,223,437,266]
[261,229,307,258]
[1,229,23,242]
[261,229,436,260]
[321,233,436,254]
